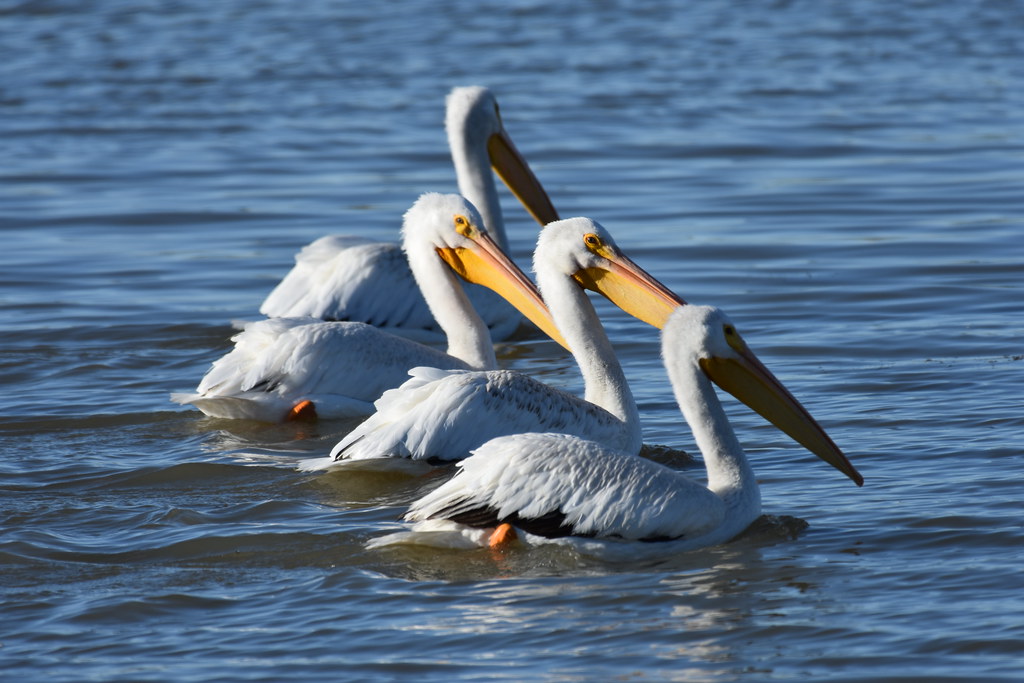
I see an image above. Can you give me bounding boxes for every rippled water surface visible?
[2,1,1023,680]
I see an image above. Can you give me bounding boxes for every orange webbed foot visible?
[285,399,317,422]
[487,523,518,549]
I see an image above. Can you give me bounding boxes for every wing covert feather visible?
[328,370,632,462]
[408,433,724,541]
[259,235,521,339]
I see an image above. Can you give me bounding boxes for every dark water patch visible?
[63,591,239,624]
[3,528,359,567]
[0,410,199,440]
[3,209,288,229]
[638,442,696,469]
[306,464,457,510]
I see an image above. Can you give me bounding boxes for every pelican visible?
[259,86,559,342]
[373,305,863,556]
[299,216,685,470]
[172,194,568,423]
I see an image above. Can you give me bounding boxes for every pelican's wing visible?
[301,369,629,470]
[258,235,521,341]
[258,237,438,332]
[407,433,724,542]
[173,319,468,422]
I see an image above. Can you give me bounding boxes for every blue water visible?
[2,1,1023,680]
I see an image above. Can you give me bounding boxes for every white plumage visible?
[258,237,436,339]
[299,216,685,469]
[260,86,559,341]
[174,194,566,422]
[408,432,724,540]
[372,306,863,557]
[171,318,468,422]
[316,367,631,461]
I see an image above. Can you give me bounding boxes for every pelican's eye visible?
[453,214,474,237]
[722,324,746,352]
[583,233,602,250]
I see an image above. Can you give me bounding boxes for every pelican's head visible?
[663,305,863,486]
[534,217,687,329]
[446,86,559,227]
[402,193,569,349]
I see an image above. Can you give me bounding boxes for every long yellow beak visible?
[438,234,571,351]
[488,130,560,227]
[699,346,863,486]
[573,252,687,329]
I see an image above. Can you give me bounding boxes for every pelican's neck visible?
[449,132,508,252]
[541,272,641,452]
[668,359,761,528]
[406,248,496,370]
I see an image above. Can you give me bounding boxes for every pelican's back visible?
[409,432,724,541]
[316,369,632,466]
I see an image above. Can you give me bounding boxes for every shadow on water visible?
[361,513,811,583]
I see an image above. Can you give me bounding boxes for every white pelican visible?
[259,86,559,342]
[173,194,568,423]
[373,305,863,556]
[299,216,685,470]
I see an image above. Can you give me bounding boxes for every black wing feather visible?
[431,500,596,540]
